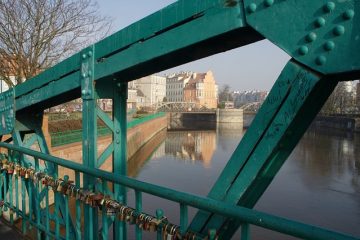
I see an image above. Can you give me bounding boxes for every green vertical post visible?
[113,81,128,239]
[81,45,99,239]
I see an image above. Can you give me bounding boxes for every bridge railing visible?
[0,142,356,240]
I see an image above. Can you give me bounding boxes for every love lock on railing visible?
[0,157,218,240]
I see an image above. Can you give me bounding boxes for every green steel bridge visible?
[0,0,359,239]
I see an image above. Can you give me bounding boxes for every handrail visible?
[0,142,357,240]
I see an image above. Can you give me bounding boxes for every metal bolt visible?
[306,32,317,42]
[63,175,69,182]
[324,41,335,51]
[264,0,274,7]
[247,3,257,13]
[298,46,309,55]
[333,25,345,36]
[315,56,327,66]
[88,51,93,57]
[343,10,354,20]
[88,71,92,77]
[156,209,164,219]
[81,89,87,96]
[116,129,120,134]
[82,54,87,59]
[116,140,120,144]
[82,73,87,78]
[323,2,335,13]
[315,17,326,28]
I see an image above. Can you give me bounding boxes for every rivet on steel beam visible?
[88,71,92,77]
[247,3,257,13]
[116,129,120,134]
[343,10,355,20]
[333,25,345,36]
[116,140,120,144]
[88,51,93,57]
[81,90,87,96]
[63,175,69,182]
[298,46,309,55]
[264,0,274,7]
[117,83,121,87]
[306,32,317,42]
[82,73,87,78]
[82,54,87,59]
[315,17,326,28]
[315,56,327,66]
[323,2,335,13]
[324,41,335,51]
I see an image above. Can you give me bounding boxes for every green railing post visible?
[81,45,99,239]
[113,81,128,239]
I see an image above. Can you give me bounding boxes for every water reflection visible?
[129,124,359,239]
[165,131,217,167]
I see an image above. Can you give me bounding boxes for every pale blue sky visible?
[98,1,290,91]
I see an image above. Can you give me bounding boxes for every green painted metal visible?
[0,89,15,135]
[112,81,128,239]
[0,0,359,239]
[243,0,360,76]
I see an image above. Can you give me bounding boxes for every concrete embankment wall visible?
[216,109,243,124]
[313,116,360,132]
[51,114,167,164]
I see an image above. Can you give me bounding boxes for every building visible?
[234,90,268,108]
[166,71,192,102]
[183,71,218,109]
[133,75,166,107]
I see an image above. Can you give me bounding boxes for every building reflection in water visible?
[165,131,217,168]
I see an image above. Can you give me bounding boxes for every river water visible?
[126,122,360,239]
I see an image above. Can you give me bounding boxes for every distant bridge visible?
[238,102,262,112]
[152,102,215,112]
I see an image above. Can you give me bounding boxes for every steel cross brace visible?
[189,0,360,238]
[0,0,358,239]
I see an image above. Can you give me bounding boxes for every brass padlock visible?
[75,189,81,200]
[57,182,63,192]
[24,169,29,179]
[66,184,72,196]
[30,169,35,178]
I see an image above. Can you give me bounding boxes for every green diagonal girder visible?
[14,0,262,111]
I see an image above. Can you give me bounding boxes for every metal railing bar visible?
[0,142,357,240]
[180,203,188,235]
[135,190,142,240]
[75,170,81,240]
[1,201,63,239]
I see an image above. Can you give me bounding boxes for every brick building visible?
[183,71,218,109]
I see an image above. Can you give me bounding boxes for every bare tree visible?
[0,0,111,87]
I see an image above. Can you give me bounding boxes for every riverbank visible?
[313,115,360,132]
[50,113,167,174]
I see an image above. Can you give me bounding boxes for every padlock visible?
[13,165,19,176]
[66,184,72,196]
[75,189,81,200]
[24,170,29,179]
[7,167,14,174]
[29,169,35,178]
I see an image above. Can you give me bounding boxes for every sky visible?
[97,1,291,91]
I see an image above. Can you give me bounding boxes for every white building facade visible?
[133,75,166,107]
[166,72,193,102]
